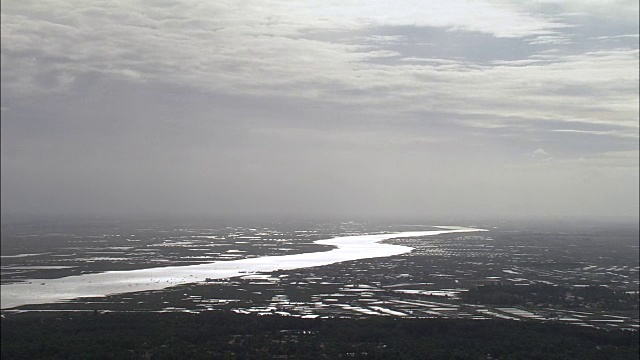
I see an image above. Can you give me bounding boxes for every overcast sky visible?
[1,0,638,222]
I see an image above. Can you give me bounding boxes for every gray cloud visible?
[1,0,638,221]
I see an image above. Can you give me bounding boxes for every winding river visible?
[1,226,486,309]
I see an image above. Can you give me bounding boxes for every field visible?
[1,218,638,358]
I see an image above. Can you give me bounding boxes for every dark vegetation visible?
[462,283,639,310]
[2,311,638,360]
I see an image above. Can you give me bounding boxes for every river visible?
[1,226,486,309]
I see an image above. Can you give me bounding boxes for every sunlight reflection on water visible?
[1,226,485,309]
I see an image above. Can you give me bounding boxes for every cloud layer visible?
[2,0,638,221]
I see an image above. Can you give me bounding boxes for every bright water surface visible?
[1,226,485,309]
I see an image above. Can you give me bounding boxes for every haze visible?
[1,1,638,221]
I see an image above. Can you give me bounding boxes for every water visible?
[1,226,485,309]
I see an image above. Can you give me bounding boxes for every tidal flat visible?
[1,219,638,332]
[1,221,482,308]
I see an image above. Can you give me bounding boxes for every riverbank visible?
[1,226,485,309]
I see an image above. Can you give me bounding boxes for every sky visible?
[1,0,638,222]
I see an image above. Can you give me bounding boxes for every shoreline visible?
[1,226,485,309]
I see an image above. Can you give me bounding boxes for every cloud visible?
[1,0,638,219]
[531,148,553,161]
[2,1,636,138]
[522,0,639,24]
[552,129,639,139]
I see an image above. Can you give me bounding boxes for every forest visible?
[2,311,638,359]
[462,283,639,310]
